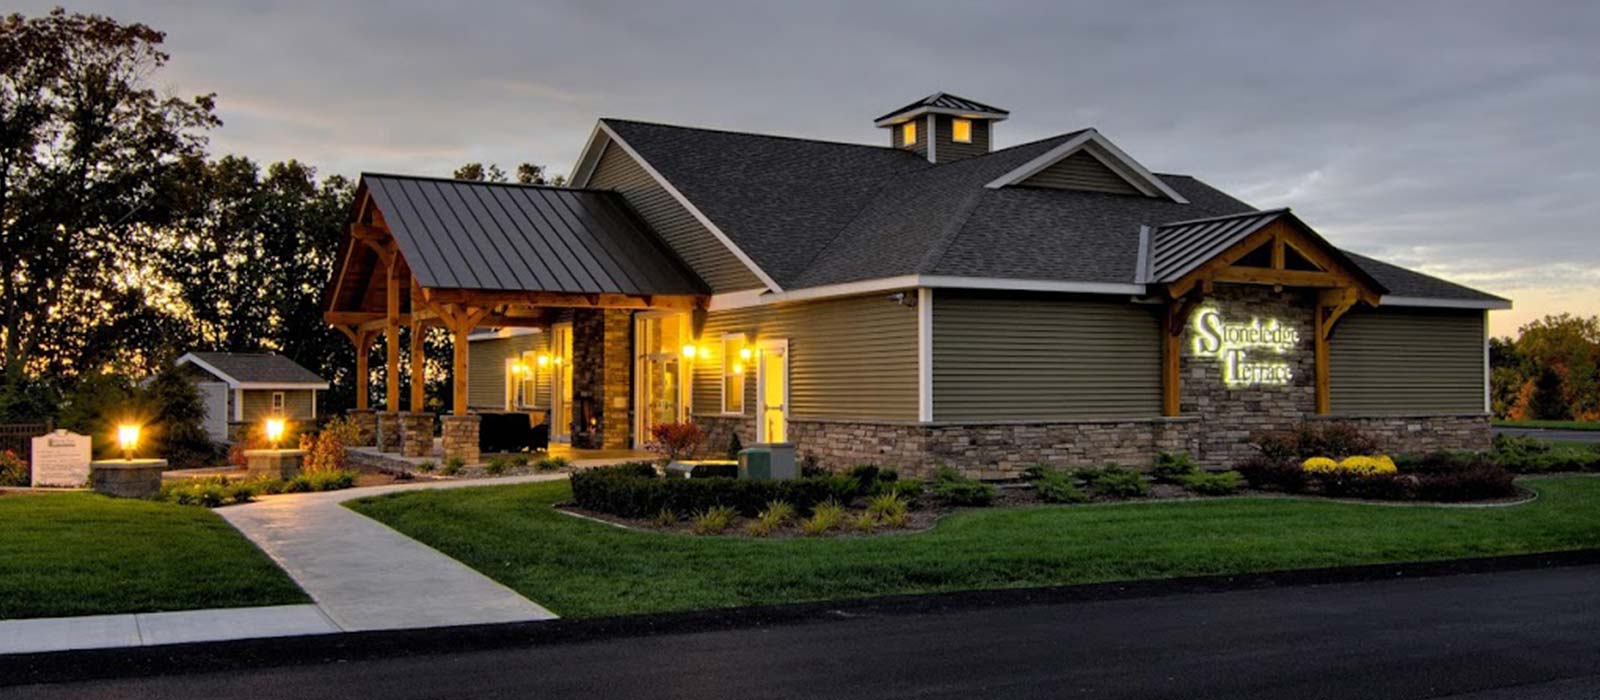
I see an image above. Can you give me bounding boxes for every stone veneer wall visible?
[571,308,633,450]
[692,285,1490,478]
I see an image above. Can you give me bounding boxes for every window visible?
[722,334,748,414]
[520,351,540,407]
[902,121,916,145]
[953,118,972,143]
[271,392,285,416]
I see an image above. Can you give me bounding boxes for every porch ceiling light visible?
[264,418,286,448]
[682,344,698,359]
[739,347,753,361]
[116,423,140,460]
[537,354,550,367]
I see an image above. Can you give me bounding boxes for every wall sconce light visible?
[732,362,744,375]
[739,347,753,361]
[698,346,711,360]
[117,424,140,460]
[553,355,563,365]
[264,418,286,448]
[537,354,550,367]
[681,344,697,359]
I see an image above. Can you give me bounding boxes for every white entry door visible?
[756,339,789,444]
[196,382,229,442]
[550,323,573,442]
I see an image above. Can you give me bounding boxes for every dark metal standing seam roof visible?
[1147,209,1290,282]
[876,92,1011,122]
[361,174,706,296]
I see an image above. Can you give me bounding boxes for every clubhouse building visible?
[322,93,1508,475]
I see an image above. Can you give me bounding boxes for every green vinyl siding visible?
[690,293,919,421]
[933,114,990,162]
[1330,308,1485,415]
[933,292,1162,421]
[588,141,765,292]
[1019,150,1142,196]
[467,332,550,410]
[239,389,315,422]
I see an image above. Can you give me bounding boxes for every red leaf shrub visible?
[648,422,705,462]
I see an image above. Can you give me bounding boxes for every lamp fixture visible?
[116,423,140,460]
[264,418,286,448]
[681,344,697,359]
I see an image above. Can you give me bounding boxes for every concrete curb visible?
[4,547,1598,687]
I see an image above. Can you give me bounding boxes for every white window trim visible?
[755,339,790,444]
[720,332,748,416]
[633,311,693,450]
[271,391,286,416]
[918,288,932,422]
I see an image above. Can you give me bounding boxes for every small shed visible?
[175,353,330,442]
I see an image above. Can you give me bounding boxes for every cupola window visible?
[902,121,917,145]
[953,118,972,143]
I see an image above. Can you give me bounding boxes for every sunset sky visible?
[20,1,1598,337]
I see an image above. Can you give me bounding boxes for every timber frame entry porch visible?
[321,174,708,462]
[1144,208,1387,417]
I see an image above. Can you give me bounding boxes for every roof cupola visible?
[876,92,1008,164]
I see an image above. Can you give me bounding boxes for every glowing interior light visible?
[264,418,286,447]
[117,424,140,460]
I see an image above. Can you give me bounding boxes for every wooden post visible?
[356,330,373,411]
[1314,287,1360,416]
[409,282,426,412]
[1315,303,1330,415]
[385,260,401,412]
[451,317,470,416]
[1161,297,1200,418]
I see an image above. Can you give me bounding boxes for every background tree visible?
[0,9,219,385]
[455,161,564,186]
[137,366,214,467]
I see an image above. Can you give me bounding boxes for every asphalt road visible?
[1494,426,1600,443]
[10,564,1600,700]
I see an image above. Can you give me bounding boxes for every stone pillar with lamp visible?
[89,423,166,498]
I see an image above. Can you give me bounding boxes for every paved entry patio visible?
[218,476,572,631]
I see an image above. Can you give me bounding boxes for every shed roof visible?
[178,353,328,387]
[360,174,706,296]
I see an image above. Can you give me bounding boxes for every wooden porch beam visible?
[409,280,426,412]
[1211,267,1347,288]
[334,325,377,411]
[1161,294,1203,417]
[385,259,402,412]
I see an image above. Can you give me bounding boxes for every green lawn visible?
[348,476,1600,618]
[0,493,307,619]
[1495,419,1600,431]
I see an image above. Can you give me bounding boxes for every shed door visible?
[197,382,230,442]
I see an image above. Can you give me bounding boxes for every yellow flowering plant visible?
[1302,455,1398,475]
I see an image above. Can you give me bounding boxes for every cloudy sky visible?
[21,1,1598,336]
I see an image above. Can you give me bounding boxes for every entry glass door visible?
[757,340,788,443]
[637,314,687,447]
[551,323,573,442]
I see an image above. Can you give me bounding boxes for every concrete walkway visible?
[217,474,570,632]
[0,605,337,655]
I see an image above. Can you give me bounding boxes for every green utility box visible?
[738,443,797,481]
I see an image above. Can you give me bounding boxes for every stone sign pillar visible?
[441,414,480,465]
[30,430,91,487]
[242,448,305,480]
[89,459,166,498]
[348,409,378,447]
[376,411,403,453]
[399,412,434,457]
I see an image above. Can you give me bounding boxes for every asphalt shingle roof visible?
[596,120,1501,303]
[186,353,326,385]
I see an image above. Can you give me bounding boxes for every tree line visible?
[0,9,553,427]
[1491,314,1600,422]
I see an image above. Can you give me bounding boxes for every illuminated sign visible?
[1190,307,1299,387]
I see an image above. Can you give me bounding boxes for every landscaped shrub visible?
[801,500,846,535]
[648,421,705,461]
[1151,451,1199,484]
[1179,470,1244,496]
[866,490,909,521]
[1236,455,1308,492]
[873,477,922,507]
[1302,455,1398,476]
[927,466,995,507]
[140,367,218,469]
[416,460,437,473]
[158,476,258,507]
[849,512,879,533]
[726,432,743,460]
[652,508,679,527]
[484,456,510,476]
[0,449,28,486]
[745,500,796,536]
[1033,468,1088,504]
[1412,463,1517,502]
[690,505,737,535]
[302,416,359,473]
[1077,466,1149,499]
[569,462,841,518]
[442,456,465,476]
[1490,434,1600,473]
[508,453,530,468]
[1311,471,1414,501]
[1252,422,1379,461]
[535,455,572,472]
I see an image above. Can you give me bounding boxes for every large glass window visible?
[722,334,747,414]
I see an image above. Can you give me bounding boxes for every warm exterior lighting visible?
[537,354,550,367]
[902,121,917,145]
[264,418,287,448]
[553,355,562,365]
[698,346,711,360]
[739,347,753,361]
[116,424,140,460]
[953,118,972,143]
[732,362,744,375]
[682,344,697,359]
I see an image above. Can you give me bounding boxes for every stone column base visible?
[348,410,378,447]
[89,459,167,499]
[441,414,480,465]
[242,449,305,480]
[400,412,435,457]
[377,411,403,453]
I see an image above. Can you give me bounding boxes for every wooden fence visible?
[0,422,51,462]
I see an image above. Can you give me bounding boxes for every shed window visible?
[271,392,285,416]
[722,334,747,414]
[953,118,972,143]
[902,121,917,145]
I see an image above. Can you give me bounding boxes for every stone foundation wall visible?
[1316,414,1493,454]
[695,415,754,460]
[441,414,480,464]
[572,309,633,450]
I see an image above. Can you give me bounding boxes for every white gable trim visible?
[567,122,607,188]
[570,120,782,292]
[176,353,239,387]
[984,129,1190,204]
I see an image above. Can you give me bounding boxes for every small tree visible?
[140,368,216,467]
[1528,367,1571,420]
[649,422,705,462]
